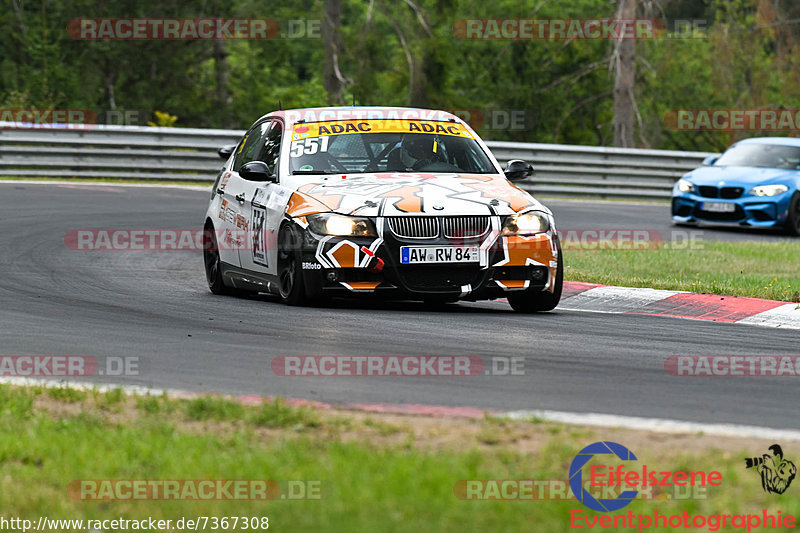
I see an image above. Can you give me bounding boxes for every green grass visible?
[565,241,800,302]
[2,384,799,532]
[250,398,320,428]
[46,386,87,403]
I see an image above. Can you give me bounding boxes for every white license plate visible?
[700,201,736,213]
[400,246,479,264]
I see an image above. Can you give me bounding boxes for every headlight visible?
[676,179,695,193]
[502,212,550,235]
[306,213,377,237]
[749,184,789,197]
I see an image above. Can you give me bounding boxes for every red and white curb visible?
[5,375,800,442]
[557,282,800,330]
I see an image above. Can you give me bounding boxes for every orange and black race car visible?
[204,106,562,312]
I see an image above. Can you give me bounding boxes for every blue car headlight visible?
[676,179,695,193]
[749,184,789,197]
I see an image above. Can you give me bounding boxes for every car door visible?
[239,119,291,276]
[215,120,271,267]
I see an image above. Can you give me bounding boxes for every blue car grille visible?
[697,186,744,199]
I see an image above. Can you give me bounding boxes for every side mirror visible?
[240,161,276,182]
[504,159,534,182]
[218,144,236,160]
[702,155,718,166]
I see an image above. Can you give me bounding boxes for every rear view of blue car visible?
[671,137,800,235]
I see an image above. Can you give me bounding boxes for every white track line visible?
[737,303,800,329]
[504,409,800,442]
[558,285,683,313]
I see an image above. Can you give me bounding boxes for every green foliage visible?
[2,0,798,150]
[147,110,178,127]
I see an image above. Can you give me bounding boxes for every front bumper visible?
[671,191,792,228]
[294,219,559,301]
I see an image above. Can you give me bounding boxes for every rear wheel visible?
[785,192,800,236]
[278,225,308,306]
[507,240,563,313]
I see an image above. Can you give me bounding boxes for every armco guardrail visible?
[489,141,717,200]
[0,124,717,200]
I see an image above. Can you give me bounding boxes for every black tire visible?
[277,224,308,306]
[785,192,800,236]
[507,239,563,313]
[203,224,237,295]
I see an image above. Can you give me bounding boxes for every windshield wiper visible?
[291,170,341,175]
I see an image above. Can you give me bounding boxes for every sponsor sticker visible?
[291,119,473,141]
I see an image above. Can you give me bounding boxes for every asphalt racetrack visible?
[1,183,797,429]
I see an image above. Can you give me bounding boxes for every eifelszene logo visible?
[745,444,797,495]
[569,442,639,512]
[569,441,722,513]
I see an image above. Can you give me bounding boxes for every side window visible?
[258,120,283,173]
[233,122,270,171]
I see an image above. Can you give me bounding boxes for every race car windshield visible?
[714,144,800,170]
[288,119,496,175]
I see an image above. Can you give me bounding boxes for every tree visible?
[323,0,348,104]
[612,0,637,147]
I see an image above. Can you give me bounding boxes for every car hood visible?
[289,172,547,217]
[684,166,798,186]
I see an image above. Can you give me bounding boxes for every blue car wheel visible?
[787,192,800,236]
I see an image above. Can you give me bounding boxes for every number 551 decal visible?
[290,136,330,157]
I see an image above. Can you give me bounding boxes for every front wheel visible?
[785,192,800,236]
[203,225,237,295]
[507,240,563,313]
[277,225,308,306]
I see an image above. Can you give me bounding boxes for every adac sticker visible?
[292,119,473,141]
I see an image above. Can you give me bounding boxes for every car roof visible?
[735,136,800,147]
[258,106,462,126]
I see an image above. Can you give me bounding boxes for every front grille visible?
[441,216,490,239]
[386,216,491,239]
[698,186,718,198]
[720,187,744,199]
[387,217,438,239]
